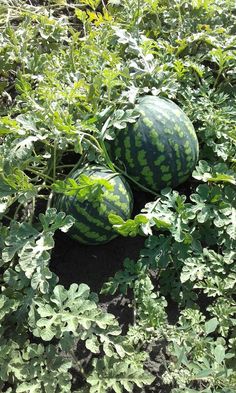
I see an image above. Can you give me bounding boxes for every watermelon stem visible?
[28,168,54,182]
[137,0,141,45]
[113,163,158,196]
[56,164,77,169]
[99,138,116,172]
[100,138,158,196]
[53,140,57,182]
[46,191,54,210]
[28,196,36,224]
[66,155,87,178]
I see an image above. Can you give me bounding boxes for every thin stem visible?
[101,0,107,9]
[82,132,103,152]
[149,198,161,213]
[99,138,157,195]
[46,191,54,210]
[13,202,23,220]
[67,155,86,177]
[69,42,76,73]
[69,350,88,377]
[2,214,13,222]
[213,67,223,89]
[99,139,116,172]
[56,164,77,169]
[114,163,157,196]
[176,1,183,37]
[53,141,57,182]
[137,0,141,18]
[137,0,141,44]
[37,195,49,200]
[133,298,137,326]
[28,196,35,224]
[28,168,54,182]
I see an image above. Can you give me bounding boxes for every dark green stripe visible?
[60,195,115,242]
[142,103,180,188]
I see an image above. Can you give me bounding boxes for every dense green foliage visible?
[53,165,133,244]
[0,0,236,392]
[108,95,199,192]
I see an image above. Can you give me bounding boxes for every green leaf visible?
[205,318,219,335]
[59,332,75,352]
[153,217,171,229]
[208,174,236,185]
[87,356,155,393]
[86,336,100,354]
[52,175,114,203]
[39,209,75,233]
[0,117,19,135]
[0,177,16,197]
[214,344,225,364]
[2,222,39,262]
[195,369,213,378]
[193,161,236,185]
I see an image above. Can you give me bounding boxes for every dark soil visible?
[50,231,174,392]
[51,229,145,294]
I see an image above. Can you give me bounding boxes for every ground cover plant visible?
[0,0,236,392]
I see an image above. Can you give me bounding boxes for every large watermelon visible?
[54,165,133,245]
[108,95,199,192]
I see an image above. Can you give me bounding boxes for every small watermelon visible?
[54,165,133,245]
[108,95,199,192]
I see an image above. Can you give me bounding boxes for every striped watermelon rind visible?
[109,95,199,192]
[54,165,133,245]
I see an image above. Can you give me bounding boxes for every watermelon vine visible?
[0,1,235,392]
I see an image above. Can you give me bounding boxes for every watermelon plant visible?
[108,95,199,192]
[0,0,235,392]
[53,165,133,244]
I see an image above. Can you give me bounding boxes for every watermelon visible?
[54,165,133,245]
[108,95,199,192]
